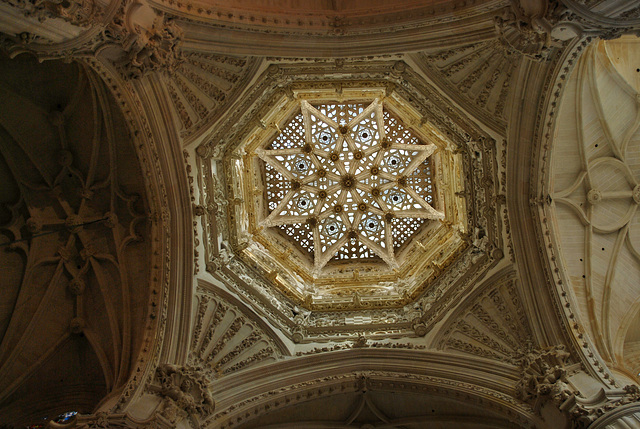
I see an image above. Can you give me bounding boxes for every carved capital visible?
[516,345,577,410]
[148,364,215,425]
[103,3,183,79]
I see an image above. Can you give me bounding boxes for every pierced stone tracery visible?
[259,99,443,274]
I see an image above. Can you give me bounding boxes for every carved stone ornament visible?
[4,0,100,27]
[494,0,564,60]
[104,4,183,79]
[568,385,640,429]
[516,346,640,428]
[0,1,183,80]
[516,345,577,411]
[188,290,282,378]
[494,0,640,61]
[147,364,215,426]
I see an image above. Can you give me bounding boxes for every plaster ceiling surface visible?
[549,36,640,381]
[0,54,154,425]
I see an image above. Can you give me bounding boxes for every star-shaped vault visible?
[258,99,443,274]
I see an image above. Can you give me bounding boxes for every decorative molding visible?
[295,340,426,356]
[152,0,506,37]
[184,150,200,275]
[208,369,537,429]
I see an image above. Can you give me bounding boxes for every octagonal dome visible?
[231,85,466,309]
[199,59,503,339]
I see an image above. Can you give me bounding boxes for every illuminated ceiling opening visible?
[224,83,472,310]
[258,99,443,274]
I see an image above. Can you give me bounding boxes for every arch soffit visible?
[207,349,535,429]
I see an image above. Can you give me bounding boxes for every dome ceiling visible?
[197,59,504,341]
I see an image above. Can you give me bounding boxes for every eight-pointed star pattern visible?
[257,99,444,274]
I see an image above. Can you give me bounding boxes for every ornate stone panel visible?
[188,287,283,378]
[437,270,534,365]
[412,39,518,134]
[162,53,260,139]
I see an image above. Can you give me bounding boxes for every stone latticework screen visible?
[259,99,442,274]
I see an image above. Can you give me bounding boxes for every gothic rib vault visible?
[0,1,640,429]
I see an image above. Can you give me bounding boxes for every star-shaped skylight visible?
[258,99,443,274]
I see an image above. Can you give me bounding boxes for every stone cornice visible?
[174,9,502,58]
